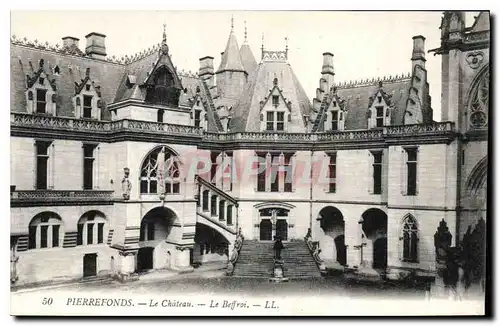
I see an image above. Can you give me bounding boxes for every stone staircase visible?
[233,240,274,278]
[281,241,322,279]
[232,240,322,279]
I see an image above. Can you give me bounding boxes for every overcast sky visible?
[10,11,480,121]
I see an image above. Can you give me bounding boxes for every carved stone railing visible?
[226,228,244,276]
[304,229,327,274]
[384,122,455,136]
[317,129,384,141]
[11,113,203,137]
[11,190,114,201]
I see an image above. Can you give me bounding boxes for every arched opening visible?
[318,206,346,266]
[145,66,180,107]
[28,212,63,250]
[402,215,418,263]
[361,208,388,270]
[193,223,229,266]
[260,219,272,241]
[77,210,107,246]
[137,206,177,271]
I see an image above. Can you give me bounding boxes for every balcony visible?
[10,189,115,206]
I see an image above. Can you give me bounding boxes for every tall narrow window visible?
[36,89,47,114]
[270,154,280,192]
[328,153,337,193]
[257,154,266,192]
[87,223,94,245]
[202,190,209,211]
[272,95,279,107]
[40,225,48,248]
[83,144,96,190]
[373,151,383,195]
[83,95,93,118]
[406,148,418,196]
[402,215,418,262]
[210,152,219,185]
[376,107,384,127]
[331,111,339,131]
[219,200,225,221]
[28,225,37,249]
[284,155,293,192]
[266,112,274,131]
[194,110,201,127]
[97,223,104,244]
[210,195,217,216]
[52,224,60,247]
[36,141,51,190]
[227,205,233,225]
[77,223,84,246]
[276,112,285,131]
[157,109,164,123]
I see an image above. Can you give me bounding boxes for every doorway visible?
[276,219,288,241]
[83,253,97,277]
[136,247,154,272]
[260,219,272,241]
[373,237,387,269]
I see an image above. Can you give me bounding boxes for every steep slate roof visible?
[216,28,246,73]
[312,75,412,131]
[470,12,490,32]
[10,41,125,120]
[240,42,257,75]
[229,60,312,132]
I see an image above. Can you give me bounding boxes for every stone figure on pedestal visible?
[121,167,132,200]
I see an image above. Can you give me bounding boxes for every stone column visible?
[344,215,360,268]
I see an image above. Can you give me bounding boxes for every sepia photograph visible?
[8,9,490,316]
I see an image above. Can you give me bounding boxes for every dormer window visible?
[39,77,44,85]
[333,101,337,107]
[85,84,91,92]
[83,95,93,118]
[376,106,384,127]
[272,95,279,107]
[277,112,285,131]
[378,96,382,103]
[194,110,201,127]
[36,89,47,114]
[331,111,339,131]
[266,112,274,131]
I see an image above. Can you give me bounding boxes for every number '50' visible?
[42,297,53,305]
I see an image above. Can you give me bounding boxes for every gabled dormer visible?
[25,59,57,115]
[189,94,208,130]
[323,88,347,132]
[142,26,183,108]
[367,82,392,129]
[73,68,103,120]
[259,77,291,132]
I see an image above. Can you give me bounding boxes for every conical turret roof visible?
[216,21,246,74]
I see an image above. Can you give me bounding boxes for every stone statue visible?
[121,167,132,200]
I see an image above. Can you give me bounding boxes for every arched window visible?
[140,147,181,194]
[402,215,418,262]
[469,67,489,129]
[28,212,63,249]
[157,109,164,123]
[77,211,107,246]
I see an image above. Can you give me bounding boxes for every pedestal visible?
[115,249,139,283]
[174,246,194,273]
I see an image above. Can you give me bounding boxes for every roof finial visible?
[244,20,248,42]
[231,15,234,33]
[162,22,167,43]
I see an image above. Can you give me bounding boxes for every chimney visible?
[321,52,335,91]
[411,35,426,70]
[320,78,328,93]
[199,56,215,88]
[62,36,79,49]
[85,32,107,60]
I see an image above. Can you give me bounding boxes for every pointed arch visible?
[466,64,490,130]
[139,145,182,195]
[401,214,419,263]
[465,156,488,196]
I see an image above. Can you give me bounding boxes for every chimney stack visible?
[199,56,215,88]
[62,36,80,49]
[321,52,335,91]
[85,32,107,60]
[411,35,426,70]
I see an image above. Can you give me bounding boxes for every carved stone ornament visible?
[121,167,132,200]
[434,219,452,263]
[466,51,484,69]
[118,250,137,257]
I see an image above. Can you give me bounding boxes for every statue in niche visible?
[121,167,132,200]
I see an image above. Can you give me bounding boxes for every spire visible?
[216,17,245,74]
[285,36,288,57]
[240,21,257,74]
[261,33,264,60]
